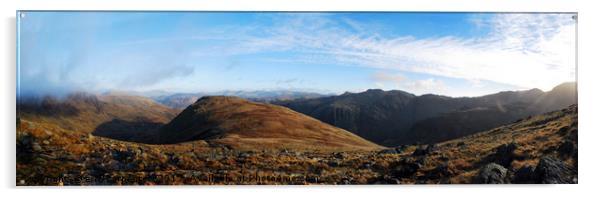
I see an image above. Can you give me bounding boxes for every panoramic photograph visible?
[16,12,577,185]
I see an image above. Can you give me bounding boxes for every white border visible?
[2,1,601,197]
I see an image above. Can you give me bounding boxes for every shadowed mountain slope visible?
[18,92,180,142]
[275,82,576,146]
[157,96,383,151]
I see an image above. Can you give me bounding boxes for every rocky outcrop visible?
[534,156,577,184]
[475,163,508,184]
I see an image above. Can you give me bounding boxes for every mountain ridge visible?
[275,82,577,146]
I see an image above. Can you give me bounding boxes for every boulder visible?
[557,126,570,135]
[424,163,453,179]
[475,163,508,184]
[489,142,519,167]
[534,156,576,184]
[557,141,575,157]
[111,149,135,162]
[379,145,408,154]
[32,142,43,152]
[512,166,536,183]
[413,144,436,156]
[392,158,421,178]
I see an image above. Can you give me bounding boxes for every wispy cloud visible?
[19,13,576,96]
[226,13,576,91]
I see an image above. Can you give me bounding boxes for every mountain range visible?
[17,82,576,148]
[153,90,329,109]
[274,82,577,146]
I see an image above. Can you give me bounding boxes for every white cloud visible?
[371,72,406,83]
[230,13,576,91]
[402,78,448,95]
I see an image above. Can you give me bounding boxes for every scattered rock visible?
[327,160,341,167]
[33,158,48,165]
[392,158,421,178]
[475,163,508,184]
[557,126,570,135]
[424,163,453,179]
[413,144,436,156]
[238,152,252,159]
[379,149,398,154]
[379,145,409,154]
[333,152,347,159]
[39,153,57,160]
[361,162,373,169]
[112,149,134,162]
[374,175,401,184]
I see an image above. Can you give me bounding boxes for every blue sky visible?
[18,12,576,97]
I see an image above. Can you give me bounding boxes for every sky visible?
[17,12,577,97]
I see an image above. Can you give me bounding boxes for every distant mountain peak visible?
[195,95,245,103]
[366,89,384,92]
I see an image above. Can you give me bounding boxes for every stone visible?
[32,142,42,152]
[34,158,48,165]
[424,163,452,179]
[557,126,570,135]
[39,153,56,160]
[512,166,536,183]
[392,158,421,178]
[379,145,408,154]
[475,163,508,184]
[412,144,435,156]
[361,162,373,169]
[333,152,347,159]
[112,149,134,162]
[238,151,252,159]
[534,156,576,184]
[557,141,575,157]
[490,142,519,167]
[379,149,398,154]
[327,160,341,167]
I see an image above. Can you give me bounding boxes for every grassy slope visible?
[159,96,384,151]
[429,104,577,183]
[18,93,180,134]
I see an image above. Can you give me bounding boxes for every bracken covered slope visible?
[18,92,180,142]
[157,96,383,151]
[16,105,577,185]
